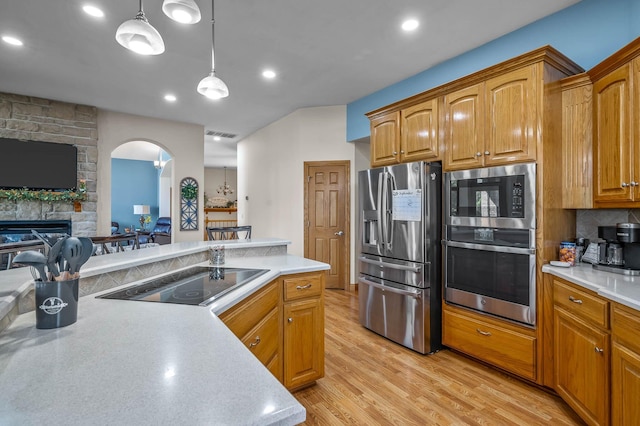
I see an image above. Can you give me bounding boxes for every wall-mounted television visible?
[0,138,78,191]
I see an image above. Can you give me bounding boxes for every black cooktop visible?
[97,266,269,306]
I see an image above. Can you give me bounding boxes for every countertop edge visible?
[542,263,640,311]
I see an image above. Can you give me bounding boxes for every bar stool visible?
[206,226,251,241]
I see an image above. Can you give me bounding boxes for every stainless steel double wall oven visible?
[443,163,537,326]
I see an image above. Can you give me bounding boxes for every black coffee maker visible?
[595,223,640,274]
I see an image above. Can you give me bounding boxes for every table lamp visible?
[133,205,150,229]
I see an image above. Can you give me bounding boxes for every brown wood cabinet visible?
[369,99,440,167]
[611,303,640,426]
[219,271,325,391]
[400,98,440,163]
[443,65,539,171]
[588,38,640,207]
[443,83,485,169]
[218,279,283,381]
[560,73,593,208]
[552,278,610,426]
[282,272,325,390]
[442,304,537,381]
[370,111,400,167]
[592,62,635,205]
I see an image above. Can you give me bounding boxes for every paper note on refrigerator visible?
[392,189,422,221]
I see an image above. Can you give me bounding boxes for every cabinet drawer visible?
[443,309,536,380]
[219,279,279,338]
[553,279,609,329]
[241,307,280,369]
[283,273,323,301]
[612,303,640,353]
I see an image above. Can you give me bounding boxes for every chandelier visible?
[217,167,234,195]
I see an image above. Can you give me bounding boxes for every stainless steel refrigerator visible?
[357,161,442,354]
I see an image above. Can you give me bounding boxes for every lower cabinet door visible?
[241,307,282,382]
[283,297,324,390]
[612,342,640,426]
[554,307,610,426]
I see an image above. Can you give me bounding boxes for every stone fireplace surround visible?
[0,92,97,236]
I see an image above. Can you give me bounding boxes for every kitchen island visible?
[0,239,329,425]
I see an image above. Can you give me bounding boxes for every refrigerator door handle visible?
[376,172,385,249]
[359,256,422,273]
[358,277,421,298]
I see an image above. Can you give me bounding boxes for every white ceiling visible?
[0,0,580,168]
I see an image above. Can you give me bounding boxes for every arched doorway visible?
[110,141,173,237]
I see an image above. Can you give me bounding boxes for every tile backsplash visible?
[576,209,640,241]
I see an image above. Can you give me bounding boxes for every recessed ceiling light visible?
[2,35,23,46]
[262,69,276,79]
[213,136,221,141]
[401,19,419,32]
[82,5,105,18]
[164,94,177,102]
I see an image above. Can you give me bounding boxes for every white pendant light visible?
[116,0,165,55]
[197,0,229,99]
[162,0,201,24]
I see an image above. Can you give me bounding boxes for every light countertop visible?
[0,252,329,426]
[0,238,290,323]
[542,262,640,311]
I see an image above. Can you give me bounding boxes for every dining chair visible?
[206,226,251,241]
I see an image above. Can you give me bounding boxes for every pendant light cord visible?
[210,0,216,71]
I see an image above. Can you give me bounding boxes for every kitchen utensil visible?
[74,237,95,276]
[30,229,53,248]
[61,237,83,276]
[47,236,68,280]
[12,250,48,282]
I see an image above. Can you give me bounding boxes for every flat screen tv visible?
[0,138,78,190]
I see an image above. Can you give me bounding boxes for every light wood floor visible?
[294,289,584,426]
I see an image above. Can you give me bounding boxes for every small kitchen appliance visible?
[592,223,640,275]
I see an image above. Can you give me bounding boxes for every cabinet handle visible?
[568,295,583,304]
[622,182,628,188]
[631,181,639,187]
[296,283,312,290]
[288,318,293,323]
[484,150,490,155]
[476,328,492,336]
[248,336,261,348]
[393,151,398,155]
[400,150,405,154]
[476,152,482,157]
[594,346,604,354]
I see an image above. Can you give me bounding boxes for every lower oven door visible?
[358,276,434,354]
[443,241,536,326]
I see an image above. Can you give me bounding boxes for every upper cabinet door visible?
[400,98,439,163]
[485,65,538,166]
[593,63,633,204]
[444,83,485,171]
[370,111,400,167]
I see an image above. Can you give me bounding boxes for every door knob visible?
[334,230,344,236]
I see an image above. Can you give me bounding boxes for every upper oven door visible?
[445,163,536,229]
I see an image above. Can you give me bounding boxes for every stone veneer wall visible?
[0,92,98,236]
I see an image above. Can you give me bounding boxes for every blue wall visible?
[347,0,640,141]
[111,158,159,232]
